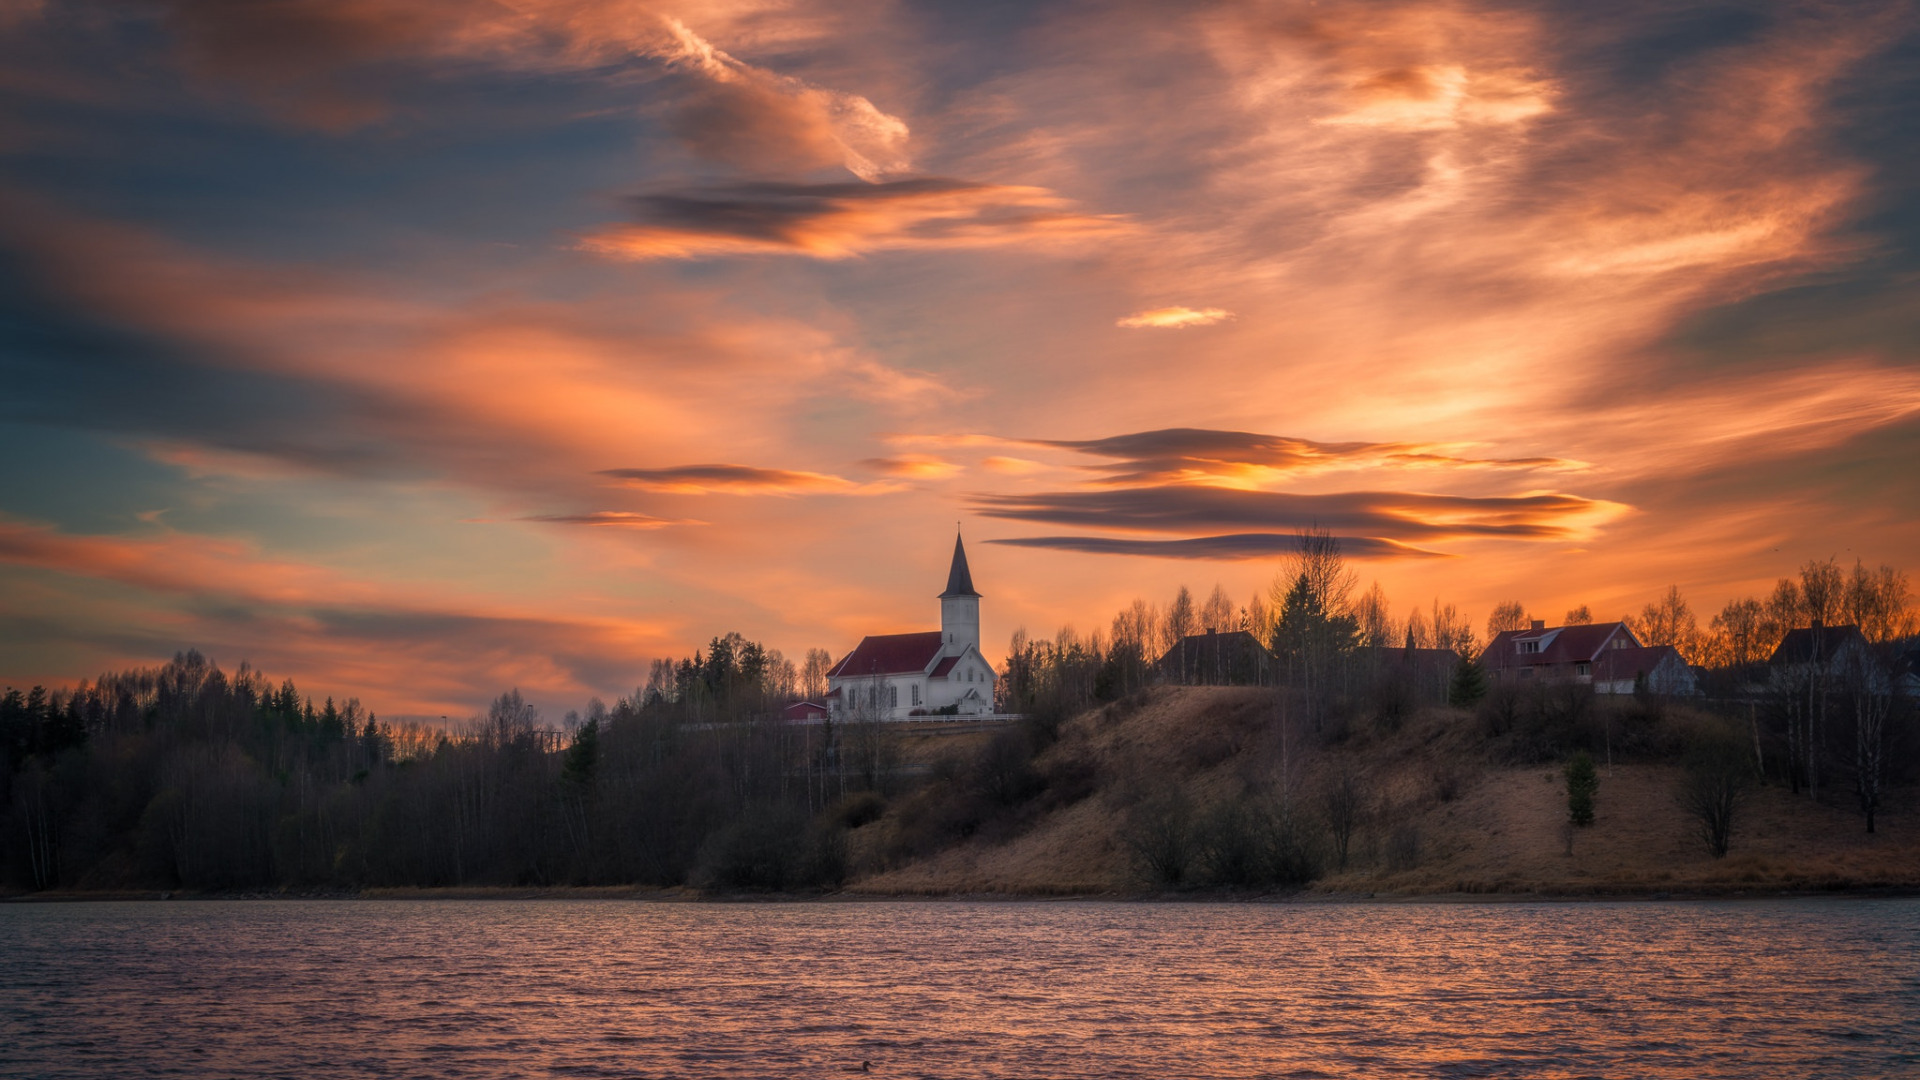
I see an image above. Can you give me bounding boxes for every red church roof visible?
[827,631,946,678]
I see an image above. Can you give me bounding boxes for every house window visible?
[1576,662,1591,677]
[911,685,921,706]
[1519,641,1540,654]
[889,684,899,708]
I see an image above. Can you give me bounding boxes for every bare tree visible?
[1709,597,1769,668]
[800,648,834,701]
[1842,645,1893,833]
[1487,601,1530,637]
[1244,591,1273,643]
[1200,584,1235,635]
[1844,561,1915,643]
[1168,586,1196,682]
[1404,605,1431,650]
[1563,604,1593,625]
[1679,738,1753,858]
[1800,557,1844,626]
[1355,582,1394,649]
[1428,599,1475,656]
[1320,769,1367,871]
[1631,585,1700,659]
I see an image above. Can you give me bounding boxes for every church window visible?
[889,685,899,708]
[911,685,921,706]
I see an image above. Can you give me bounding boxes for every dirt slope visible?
[845,687,1920,897]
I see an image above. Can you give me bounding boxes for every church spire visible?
[940,530,979,598]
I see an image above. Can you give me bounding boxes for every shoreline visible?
[7,883,1917,904]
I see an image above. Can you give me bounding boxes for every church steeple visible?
[940,530,979,599]
[938,530,981,657]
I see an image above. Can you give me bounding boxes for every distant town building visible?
[1591,645,1697,696]
[781,700,829,723]
[1481,619,1698,695]
[1154,629,1276,685]
[1356,644,1463,702]
[825,533,999,720]
[1766,621,1873,673]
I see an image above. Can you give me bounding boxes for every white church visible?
[824,533,999,720]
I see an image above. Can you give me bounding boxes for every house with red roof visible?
[781,701,830,723]
[1481,619,1697,695]
[826,532,998,720]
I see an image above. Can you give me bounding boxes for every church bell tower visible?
[939,531,981,658]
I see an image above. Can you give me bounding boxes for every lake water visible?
[3,898,1916,1078]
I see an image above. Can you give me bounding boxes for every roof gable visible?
[1768,624,1869,666]
[1484,622,1638,667]
[1593,645,1682,682]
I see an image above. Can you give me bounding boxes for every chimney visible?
[1530,619,1545,631]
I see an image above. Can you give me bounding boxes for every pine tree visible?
[1565,751,1598,826]
[1448,654,1487,707]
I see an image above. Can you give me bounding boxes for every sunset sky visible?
[2,0,1916,718]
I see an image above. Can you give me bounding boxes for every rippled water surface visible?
[4,898,1917,1078]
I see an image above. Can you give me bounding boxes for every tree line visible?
[4,539,1914,893]
[0,639,879,893]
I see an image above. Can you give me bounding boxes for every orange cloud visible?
[0,516,679,715]
[582,179,1130,260]
[599,464,864,495]
[1116,306,1233,329]
[861,455,963,479]
[1031,428,1581,487]
[981,456,1047,475]
[518,511,700,529]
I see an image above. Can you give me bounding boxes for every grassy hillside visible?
[840,687,1920,897]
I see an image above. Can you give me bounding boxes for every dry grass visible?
[844,687,1920,897]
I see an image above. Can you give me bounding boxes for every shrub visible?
[831,790,886,829]
[1123,788,1195,886]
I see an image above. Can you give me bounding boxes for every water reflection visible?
[3,899,1917,1078]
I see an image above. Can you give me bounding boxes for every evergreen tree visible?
[1565,751,1598,826]
[562,717,600,789]
[1448,655,1487,707]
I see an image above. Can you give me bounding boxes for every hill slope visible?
[843,687,1920,897]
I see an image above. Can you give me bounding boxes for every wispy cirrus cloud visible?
[1116,306,1233,329]
[517,511,699,529]
[1030,427,1580,486]
[860,455,962,479]
[581,179,1130,260]
[972,485,1622,546]
[139,0,912,183]
[598,463,863,495]
[990,533,1447,560]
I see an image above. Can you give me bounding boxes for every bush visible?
[1123,788,1195,886]
[830,790,886,829]
[694,804,847,891]
[1194,796,1327,888]
[971,729,1041,807]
